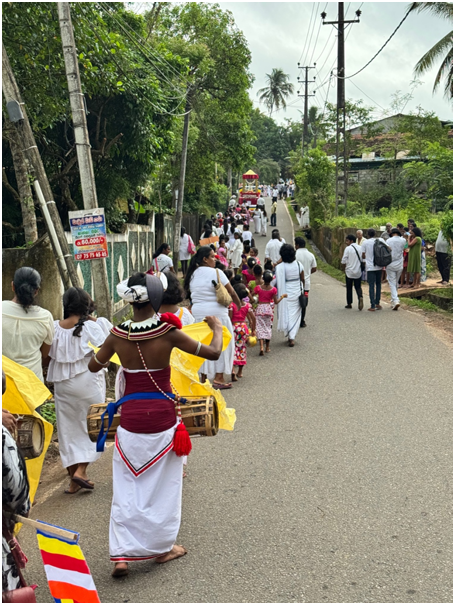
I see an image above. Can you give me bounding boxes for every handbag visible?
[213,269,232,307]
[187,236,196,255]
[352,245,366,272]
[2,515,37,603]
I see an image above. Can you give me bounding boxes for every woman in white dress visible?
[47,287,112,493]
[184,246,242,389]
[275,244,305,347]
[253,208,262,234]
[299,205,310,228]
[179,227,193,277]
[228,232,244,273]
[261,209,268,236]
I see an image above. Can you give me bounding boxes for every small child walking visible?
[254,270,286,355]
[229,283,256,380]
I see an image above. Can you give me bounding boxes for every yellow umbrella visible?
[2,356,53,503]
[90,321,236,431]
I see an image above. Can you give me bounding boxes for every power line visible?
[97,3,190,96]
[347,79,386,111]
[298,3,316,65]
[88,16,190,117]
[335,4,413,80]
[303,2,320,67]
[308,4,324,66]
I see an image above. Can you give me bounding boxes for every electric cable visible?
[347,79,386,111]
[298,3,316,65]
[335,5,413,80]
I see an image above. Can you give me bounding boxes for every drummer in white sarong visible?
[88,272,224,578]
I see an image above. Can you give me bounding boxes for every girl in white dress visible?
[47,288,112,493]
[179,227,193,276]
[228,232,244,273]
[253,208,262,234]
[261,209,268,236]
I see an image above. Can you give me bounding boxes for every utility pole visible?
[173,86,192,266]
[297,63,316,154]
[322,3,361,215]
[2,42,77,290]
[58,2,112,319]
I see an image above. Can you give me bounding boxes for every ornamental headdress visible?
[116,273,168,313]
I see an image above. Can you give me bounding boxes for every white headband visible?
[117,273,168,303]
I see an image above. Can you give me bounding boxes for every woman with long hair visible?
[405,226,423,289]
[151,243,175,273]
[47,287,112,493]
[275,244,305,347]
[88,272,223,576]
[184,246,241,389]
[2,267,54,382]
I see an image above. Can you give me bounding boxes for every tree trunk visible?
[173,88,192,267]
[2,41,76,290]
[5,123,38,243]
[227,166,232,197]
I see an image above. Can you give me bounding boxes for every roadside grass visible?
[400,297,441,312]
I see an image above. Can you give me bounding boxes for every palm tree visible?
[257,68,295,116]
[409,2,453,99]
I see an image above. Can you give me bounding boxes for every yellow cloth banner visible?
[2,356,53,503]
[90,321,236,431]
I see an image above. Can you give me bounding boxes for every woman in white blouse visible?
[47,287,112,493]
[184,246,241,389]
[151,243,175,273]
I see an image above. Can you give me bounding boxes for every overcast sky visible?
[220,1,453,125]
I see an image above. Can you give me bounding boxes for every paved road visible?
[21,199,452,603]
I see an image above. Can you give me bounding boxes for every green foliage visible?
[291,147,335,223]
[400,297,440,312]
[40,401,56,427]
[254,158,281,185]
[440,209,453,243]
[304,239,346,284]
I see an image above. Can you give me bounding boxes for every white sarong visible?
[53,369,104,468]
[110,423,183,561]
[276,261,303,341]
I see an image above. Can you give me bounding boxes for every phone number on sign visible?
[75,251,108,260]
[74,236,106,246]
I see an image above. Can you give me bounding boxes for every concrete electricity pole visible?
[322,3,361,215]
[173,86,193,264]
[297,64,316,154]
[2,42,77,290]
[58,2,112,319]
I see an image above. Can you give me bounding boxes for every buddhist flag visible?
[36,522,100,603]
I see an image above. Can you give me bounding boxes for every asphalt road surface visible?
[20,198,452,603]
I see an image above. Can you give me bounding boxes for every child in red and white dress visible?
[254,270,287,355]
[228,283,256,381]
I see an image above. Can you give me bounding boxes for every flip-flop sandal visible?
[72,476,95,490]
[64,485,82,495]
[259,350,264,356]
[213,382,232,390]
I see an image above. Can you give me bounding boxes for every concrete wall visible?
[312,227,381,269]
[3,223,156,320]
[2,234,64,319]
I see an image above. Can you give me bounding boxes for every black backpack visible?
[373,238,392,267]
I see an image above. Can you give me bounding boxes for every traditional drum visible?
[180,396,219,437]
[87,403,120,443]
[14,415,45,459]
[87,395,219,442]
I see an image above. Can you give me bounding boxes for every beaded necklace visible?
[135,342,183,423]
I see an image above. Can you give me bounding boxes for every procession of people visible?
[2,183,450,595]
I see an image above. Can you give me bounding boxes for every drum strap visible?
[96,392,188,453]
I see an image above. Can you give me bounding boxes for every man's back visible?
[265,238,284,263]
[296,248,317,289]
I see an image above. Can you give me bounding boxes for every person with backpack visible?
[341,234,364,310]
[361,229,391,312]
